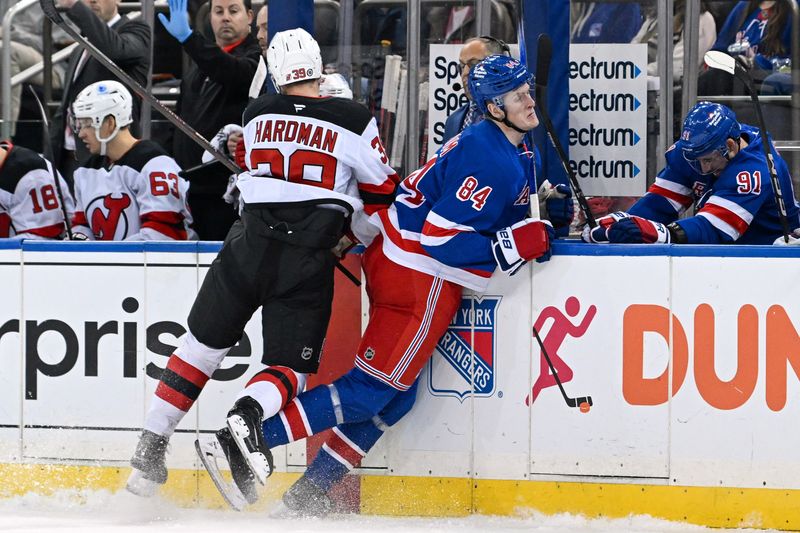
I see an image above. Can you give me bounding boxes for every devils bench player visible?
[0,141,74,239]
[69,80,194,241]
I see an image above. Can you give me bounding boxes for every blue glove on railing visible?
[158,0,193,43]
[538,180,575,237]
[607,216,671,244]
[580,212,630,243]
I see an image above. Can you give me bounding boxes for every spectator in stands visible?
[0,0,70,137]
[255,4,268,55]
[631,0,717,82]
[425,3,516,45]
[159,0,260,240]
[50,0,150,182]
[699,0,795,95]
[571,2,643,44]
[442,36,510,142]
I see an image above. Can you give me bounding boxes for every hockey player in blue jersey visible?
[582,101,800,245]
[201,55,554,511]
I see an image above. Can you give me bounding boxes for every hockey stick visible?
[703,50,791,243]
[533,34,597,229]
[39,0,241,176]
[532,325,592,412]
[335,261,361,287]
[28,85,74,239]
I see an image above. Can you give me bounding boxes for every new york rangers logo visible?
[427,295,501,401]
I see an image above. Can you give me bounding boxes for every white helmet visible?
[72,80,133,155]
[320,73,353,99]
[266,28,322,90]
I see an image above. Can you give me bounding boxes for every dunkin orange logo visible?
[623,304,800,411]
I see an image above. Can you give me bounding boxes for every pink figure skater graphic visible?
[526,296,596,405]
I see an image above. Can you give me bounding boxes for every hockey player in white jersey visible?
[70,81,194,240]
[127,29,399,504]
[0,141,74,239]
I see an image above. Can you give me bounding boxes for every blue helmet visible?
[680,101,741,172]
[467,55,532,115]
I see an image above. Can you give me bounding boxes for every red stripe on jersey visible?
[422,220,461,238]
[25,222,65,238]
[699,202,749,234]
[141,211,187,240]
[358,174,401,195]
[649,184,693,207]
[155,382,194,411]
[72,211,88,227]
[378,209,426,255]
[282,400,310,441]
[364,204,388,216]
[378,210,491,280]
[167,355,210,388]
[0,213,11,238]
[325,432,364,468]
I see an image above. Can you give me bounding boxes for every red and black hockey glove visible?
[493,218,554,275]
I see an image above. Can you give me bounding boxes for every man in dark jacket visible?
[442,36,510,142]
[51,0,150,180]
[159,0,260,240]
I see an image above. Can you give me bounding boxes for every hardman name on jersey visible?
[236,94,399,244]
[428,295,501,401]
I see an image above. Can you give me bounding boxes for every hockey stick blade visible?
[39,0,240,175]
[532,325,592,410]
[27,85,74,238]
[703,50,736,75]
[533,34,596,229]
[195,436,248,511]
[564,395,593,408]
[703,51,791,243]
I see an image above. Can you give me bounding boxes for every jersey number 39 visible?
[250,148,338,190]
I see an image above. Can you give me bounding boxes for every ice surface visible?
[0,490,773,533]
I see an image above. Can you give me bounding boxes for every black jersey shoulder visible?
[0,143,49,194]
[115,140,171,172]
[243,95,374,136]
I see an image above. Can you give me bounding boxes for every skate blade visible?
[195,436,249,511]
[227,415,272,485]
[125,469,160,498]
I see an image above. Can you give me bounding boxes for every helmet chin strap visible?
[488,109,529,134]
[94,123,121,157]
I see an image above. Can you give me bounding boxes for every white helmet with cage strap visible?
[320,73,353,99]
[71,80,133,156]
[266,28,322,90]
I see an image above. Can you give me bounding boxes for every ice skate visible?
[282,475,333,517]
[226,396,274,485]
[195,427,258,511]
[126,429,168,497]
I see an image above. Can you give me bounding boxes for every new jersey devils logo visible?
[89,194,132,240]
